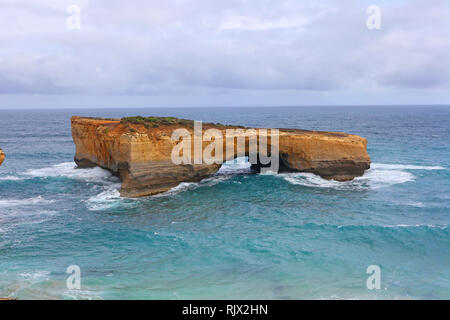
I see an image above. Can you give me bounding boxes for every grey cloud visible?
[0,0,449,97]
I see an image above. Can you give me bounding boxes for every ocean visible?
[0,106,449,299]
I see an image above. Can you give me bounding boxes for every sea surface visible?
[0,106,449,299]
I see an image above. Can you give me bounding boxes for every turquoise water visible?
[0,106,449,299]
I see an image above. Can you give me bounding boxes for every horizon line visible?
[1,104,450,111]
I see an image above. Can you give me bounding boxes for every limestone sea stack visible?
[0,148,4,166]
[71,116,371,197]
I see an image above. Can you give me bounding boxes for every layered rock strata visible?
[71,116,371,197]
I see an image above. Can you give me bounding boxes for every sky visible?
[0,0,449,109]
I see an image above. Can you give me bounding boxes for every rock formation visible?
[71,116,371,197]
[0,148,4,166]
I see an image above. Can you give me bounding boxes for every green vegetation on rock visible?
[120,116,194,128]
[120,115,246,129]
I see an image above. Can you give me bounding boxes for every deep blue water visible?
[0,106,449,299]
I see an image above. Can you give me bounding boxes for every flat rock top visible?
[71,116,360,140]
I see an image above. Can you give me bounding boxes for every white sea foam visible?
[217,157,252,174]
[0,175,24,181]
[282,164,417,190]
[0,196,55,207]
[24,162,115,183]
[164,182,199,194]
[63,290,104,300]
[19,271,50,279]
[85,183,123,211]
[19,271,51,281]
[0,162,123,211]
[284,172,343,188]
[354,168,415,188]
[404,201,425,208]
[1,162,116,183]
[156,175,232,197]
[380,224,447,229]
[152,159,249,197]
[334,223,447,229]
[371,163,445,170]
[85,159,246,207]
[86,157,251,202]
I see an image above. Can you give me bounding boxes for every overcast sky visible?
[0,0,449,108]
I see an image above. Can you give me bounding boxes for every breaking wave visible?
[371,163,446,170]
[0,162,118,184]
[154,176,232,198]
[24,162,115,183]
[0,175,24,181]
[217,157,252,175]
[0,196,55,207]
[280,162,444,190]
[12,161,445,210]
[85,183,124,211]
[0,162,121,211]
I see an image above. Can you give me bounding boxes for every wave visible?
[371,163,445,170]
[153,158,249,197]
[87,173,235,208]
[0,175,24,181]
[0,162,123,211]
[63,290,104,300]
[0,162,120,186]
[0,196,55,207]
[404,201,425,208]
[296,222,448,231]
[380,224,447,229]
[19,271,51,281]
[281,162,445,190]
[355,167,415,186]
[10,161,442,206]
[155,175,232,198]
[217,157,252,175]
[217,161,444,192]
[82,160,441,203]
[282,169,414,190]
[24,162,116,183]
[10,271,104,300]
[85,183,123,211]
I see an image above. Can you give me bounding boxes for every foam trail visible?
[155,175,232,197]
[0,196,55,207]
[0,175,24,181]
[284,173,343,188]
[19,271,50,281]
[24,162,117,183]
[355,168,415,188]
[217,157,251,175]
[153,157,250,197]
[85,183,124,210]
[282,162,445,190]
[371,163,445,170]
[282,166,416,190]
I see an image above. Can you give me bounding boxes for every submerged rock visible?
[71,116,371,197]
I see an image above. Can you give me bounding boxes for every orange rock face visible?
[0,148,4,166]
[71,116,371,197]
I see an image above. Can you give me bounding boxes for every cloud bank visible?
[0,0,449,107]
